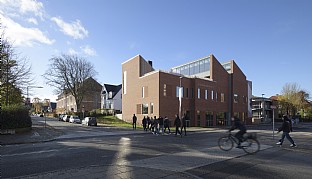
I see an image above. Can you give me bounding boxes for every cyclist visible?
[229,117,247,148]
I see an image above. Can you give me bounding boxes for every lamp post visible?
[262,93,265,122]
[26,86,43,107]
[179,76,183,118]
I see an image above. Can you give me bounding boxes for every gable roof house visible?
[56,77,102,113]
[101,84,122,113]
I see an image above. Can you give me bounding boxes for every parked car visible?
[58,114,64,121]
[69,115,81,123]
[63,115,70,122]
[82,117,97,126]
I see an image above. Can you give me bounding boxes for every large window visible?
[142,104,148,114]
[170,57,210,76]
[211,90,214,100]
[197,88,201,99]
[206,112,214,126]
[205,90,208,100]
[216,112,227,126]
[176,86,184,98]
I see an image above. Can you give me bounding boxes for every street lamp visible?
[26,86,43,106]
[262,93,265,122]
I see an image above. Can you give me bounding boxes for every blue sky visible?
[1,0,311,102]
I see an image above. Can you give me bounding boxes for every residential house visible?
[101,84,122,113]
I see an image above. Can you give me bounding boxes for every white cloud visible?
[68,48,78,55]
[1,14,55,47]
[80,45,97,56]
[51,17,88,39]
[20,0,44,19]
[27,17,38,25]
[0,0,45,19]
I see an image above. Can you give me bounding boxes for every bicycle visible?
[218,131,260,154]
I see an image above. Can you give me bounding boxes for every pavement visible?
[1,118,312,179]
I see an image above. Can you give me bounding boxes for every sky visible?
[1,0,312,102]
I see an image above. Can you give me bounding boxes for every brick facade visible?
[122,54,250,127]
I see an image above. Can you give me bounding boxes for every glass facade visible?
[222,62,231,72]
[171,57,210,76]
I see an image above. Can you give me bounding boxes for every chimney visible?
[148,60,153,67]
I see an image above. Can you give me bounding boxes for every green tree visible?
[0,30,33,106]
[279,83,310,117]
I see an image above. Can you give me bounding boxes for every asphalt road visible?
[1,118,312,179]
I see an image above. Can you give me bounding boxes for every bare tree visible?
[43,54,97,112]
[0,31,33,105]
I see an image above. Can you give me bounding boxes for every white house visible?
[101,84,122,112]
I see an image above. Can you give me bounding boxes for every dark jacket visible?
[174,116,181,127]
[229,118,246,132]
[278,119,292,133]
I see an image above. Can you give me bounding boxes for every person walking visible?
[159,116,164,135]
[276,115,297,147]
[181,113,187,136]
[147,116,151,130]
[132,114,137,130]
[174,114,182,136]
[142,116,147,131]
[153,116,159,135]
[164,116,171,134]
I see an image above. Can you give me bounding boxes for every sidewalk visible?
[0,120,63,145]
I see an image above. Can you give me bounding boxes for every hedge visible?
[0,105,32,129]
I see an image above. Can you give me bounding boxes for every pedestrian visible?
[132,114,137,130]
[276,115,297,147]
[229,116,247,148]
[181,113,187,136]
[153,116,159,135]
[174,114,182,136]
[159,116,164,135]
[164,116,171,134]
[147,116,151,130]
[142,116,147,131]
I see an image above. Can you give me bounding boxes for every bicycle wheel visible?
[218,136,234,151]
[242,138,260,154]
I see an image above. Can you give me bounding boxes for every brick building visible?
[56,77,102,114]
[122,54,251,127]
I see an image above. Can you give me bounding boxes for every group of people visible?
[135,113,297,147]
[132,113,188,136]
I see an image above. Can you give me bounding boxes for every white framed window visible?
[142,86,145,98]
[211,90,214,100]
[234,94,238,103]
[221,93,225,102]
[197,88,201,99]
[142,104,148,114]
[123,71,127,94]
[205,90,208,100]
